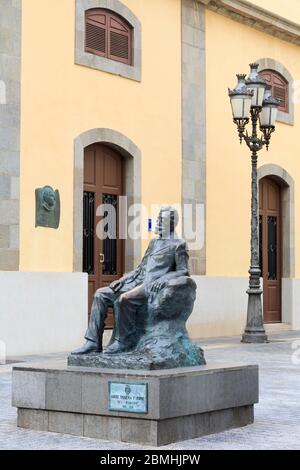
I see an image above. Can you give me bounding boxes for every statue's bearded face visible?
[45,190,55,206]
[42,187,56,211]
[155,209,176,238]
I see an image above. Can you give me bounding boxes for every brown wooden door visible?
[83,144,124,328]
[259,177,282,323]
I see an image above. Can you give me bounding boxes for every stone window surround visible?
[75,0,141,81]
[73,128,142,273]
[256,58,294,126]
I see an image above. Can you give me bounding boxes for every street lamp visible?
[228,63,279,343]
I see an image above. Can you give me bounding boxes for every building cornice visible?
[198,0,300,46]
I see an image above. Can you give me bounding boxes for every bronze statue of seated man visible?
[71,206,189,356]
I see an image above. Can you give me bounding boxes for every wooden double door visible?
[83,144,124,327]
[259,177,282,323]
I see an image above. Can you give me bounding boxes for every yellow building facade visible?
[20,0,182,273]
[1,0,300,355]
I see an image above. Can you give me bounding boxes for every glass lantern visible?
[260,86,280,129]
[228,74,253,121]
[246,63,266,108]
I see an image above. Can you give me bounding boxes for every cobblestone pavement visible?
[1,331,300,450]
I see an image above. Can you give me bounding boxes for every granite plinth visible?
[12,361,259,446]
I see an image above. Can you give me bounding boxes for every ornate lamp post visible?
[228,63,279,343]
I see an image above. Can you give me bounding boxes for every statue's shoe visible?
[104,340,128,355]
[71,341,102,355]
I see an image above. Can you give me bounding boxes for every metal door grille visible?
[83,191,95,274]
[102,194,118,275]
[268,216,277,280]
[259,215,263,276]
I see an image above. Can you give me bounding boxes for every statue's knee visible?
[117,293,129,306]
[94,287,106,300]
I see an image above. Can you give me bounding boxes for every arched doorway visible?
[73,129,142,325]
[83,143,125,327]
[259,177,282,323]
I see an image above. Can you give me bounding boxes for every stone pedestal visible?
[12,361,258,446]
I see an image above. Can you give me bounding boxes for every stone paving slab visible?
[1,331,300,450]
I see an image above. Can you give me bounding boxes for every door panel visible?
[84,149,97,185]
[267,184,278,211]
[103,153,119,188]
[83,144,124,328]
[259,177,282,323]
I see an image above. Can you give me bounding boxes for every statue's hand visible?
[110,279,124,293]
[150,279,166,293]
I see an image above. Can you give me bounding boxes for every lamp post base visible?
[241,331,268,343]
[241,287,268,344]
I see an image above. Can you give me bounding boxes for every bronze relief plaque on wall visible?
[35,186,60,229]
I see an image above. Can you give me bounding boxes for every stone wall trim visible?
[181,0,207,275]
[0,0,21,270]
[198,0,300,46]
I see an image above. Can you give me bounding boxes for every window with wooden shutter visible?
[85,9,132,65]
[260,70,289,113]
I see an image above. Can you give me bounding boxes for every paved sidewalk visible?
[1,331,300,450]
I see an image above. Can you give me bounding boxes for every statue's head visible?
[41,186,56,212]
[155,206,179,238]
